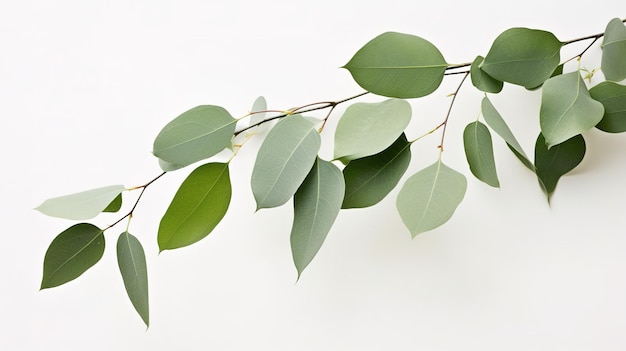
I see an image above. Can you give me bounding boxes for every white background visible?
[2,1,626,350]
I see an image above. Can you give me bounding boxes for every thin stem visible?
[561,18,625,45]
[438,71,470,152]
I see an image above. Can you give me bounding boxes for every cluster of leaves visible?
[36,18,626,327]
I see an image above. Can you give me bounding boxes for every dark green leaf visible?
[601,18,626,82]
[343,32,447,98]
[590,81,626,132]
[251,115,320,209]
[396,160,466,237]
[333,99,411,162]
[36,185,126,220]
[470,56,503,93]
[342,133,411,208]
[103,194,122,213]
[540,72,604,148]
[158,162,231,251]
[535,133,585,201]
[41,223,105,289]
[291,158,344,278]
[463,121,499,187]
[153,105,236,168]
[482,28,562,88]
[117,232,149,327]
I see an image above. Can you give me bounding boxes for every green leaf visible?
[251,115,321,209]
[463,121,499,187]
[117,232,149,328]
[158,159,186,172]
[342,133,411,208]
[36,185,126,220]
[540,72,604,148]
[481,97,534,170]
[601,18,626,82]
[343,32,447,98]
[481,28,562,88]
[249,96,268,127]
[590,81,626,132]
[334,99,411,162]
[396,159,467,238]
[535,133,585,200]
[470,56,503,93]
[526,64,564,91]
[103,194,122,213]
[153,105,236,168]
[41,223,105,289]
[291,158,344,278]
[158,162,231,251]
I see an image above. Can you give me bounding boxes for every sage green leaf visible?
[470,56,503,93]
[103,193,122,213]
[481,28,562,88]
[249,96,267,127]
[251,115,321,209]
[540,72,604,148]
[590,81,626,132]
[343,32,447,98]
[153,105,236,167]
[481,97,534,170]
[117,232,149,327]
[41,223,105,289]
[601,18,626,82]
[463,121,499,187]
[526,64,563,91]
[36,185,126,220]
[334,99,411,162]
[535,133,585,200]
[291,158,344,278]
[158,162,231,251]
[342,133,411,208]
[396,160,467,238]
[158,159,185,172]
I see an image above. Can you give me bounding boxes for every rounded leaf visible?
[470,56,503,93]
[590,81,626,133]
[463,121,499,188]
[36,185,126,220]
[343,32,447,98]
[601,18,626,82]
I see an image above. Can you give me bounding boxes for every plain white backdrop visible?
[2,1,626,350]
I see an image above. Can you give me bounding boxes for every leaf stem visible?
[438,71,470,152]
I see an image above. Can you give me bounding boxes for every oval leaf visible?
[342,133,411,208]
[153,105,236,168]
[117,232,149,327]
[540,72,604,148]
[396,160,467,238]
[41,223,105,289]
[470,55,503,93]
[291,158,344,278]
[590,81,626,133]
[103,193,123,213]
[334,99,411,162]
[343,32,447,98]
[463,121,500,187]
[251,115,321,209]
[535,133,585,201]
[158,162,231,251]
[481,97,534,170]
[36,185,126,220]
[601,18,626,82]
[482,28,562,88]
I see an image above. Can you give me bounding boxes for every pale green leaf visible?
[36,185,126,220]
[158,162,231,251]
[342,133,411,208]
[463,121,499,187]
[482,28,562,88]
[396,160,467,237]
[343,32,447,98]
[470,56,503,93]
[590,81,626,132]
[249,96,268,127]
[535,133,585,201]
[481,97,534,170]
[158,159,186,172]
[41,223,105,289]
[540,72,604,148]
[251,115,321,209]
[291,158,344,278]
[601,18,626,82]
[117,232,149,327]
[334,99,411,162]
[153,105,236,168]
[103,193,122,213]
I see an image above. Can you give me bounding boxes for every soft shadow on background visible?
[2,1,626,350]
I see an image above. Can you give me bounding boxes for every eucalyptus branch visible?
[438,71,470,152]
